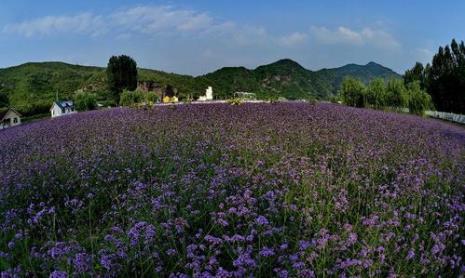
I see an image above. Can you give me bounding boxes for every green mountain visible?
[201,59,401,100]
[0,59,400,115]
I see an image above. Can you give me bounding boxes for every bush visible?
[75,91,97,111]
[120,90,144,107]
[340,77,366,108]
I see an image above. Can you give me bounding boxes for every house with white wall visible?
[0,108,22,130]
[51,101,76,118]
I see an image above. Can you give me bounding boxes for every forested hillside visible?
[0,59,400,115]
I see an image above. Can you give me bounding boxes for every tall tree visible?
[106,55,138,103]
[404,62,426,89]
[366,78,386,108]
[0,92,9,108]
[426,39,465,113]
[386,79,408,108]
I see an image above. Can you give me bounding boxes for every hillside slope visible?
[0,59,401,113]
[201,59,400,100]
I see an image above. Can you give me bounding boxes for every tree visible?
[106,55,138,103]
[406,81,432,116]
[75,91,97,111]
[0,92,9,108]
[386,79,408,108]
[366,78,386,108]
[425,39,465,113]
[340,77,366,108]
[404,62,426,89]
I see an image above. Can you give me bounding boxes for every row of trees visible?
[404,39,465,114]
[340,77,432,115]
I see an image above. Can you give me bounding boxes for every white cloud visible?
[3,13,106,37]
[3,6,214,38]
[110,6,213,34]
[310,25,400,50]
[278,32,308,47]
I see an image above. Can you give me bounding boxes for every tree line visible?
[339,77,432,115]
[405,39,465,114]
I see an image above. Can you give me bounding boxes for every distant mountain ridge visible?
[0,59,401,112]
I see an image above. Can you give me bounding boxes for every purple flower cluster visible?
[0,103,464,276]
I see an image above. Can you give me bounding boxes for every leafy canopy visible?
[106,55,138,103]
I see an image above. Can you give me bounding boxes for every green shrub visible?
[120,90,144,107]
[75,91,97,111]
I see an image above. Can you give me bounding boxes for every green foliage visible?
[386,79,409,108]
[366,78,386,108]
[74,91,97,111]
[106,55,138,103]
[0,62,104,110]
[119,90,145,107]
[340,77,366,107]
[407,81,433,116]
[0,92,9,108]
[404,62,426,89]
[0,59,401,117]
[146,92,158,103]
[17,101,51,117]
[426,39,465,113]
[340,76,431,116]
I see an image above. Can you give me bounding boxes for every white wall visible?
[0,110,21,129]
[426,111,465,125]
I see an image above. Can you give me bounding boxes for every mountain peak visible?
[271,58,303,67]
[366,61,382,67]
[256,58,307,72]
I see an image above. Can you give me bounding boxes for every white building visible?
[0,108,22,130]
[50,101,77,118]
[198,86,214,101]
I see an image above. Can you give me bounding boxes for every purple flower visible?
[73,253,90,273]
[100,255,113,271]
[406,249,415,260]
[259,247,275,257]
[255,215,269,226]
[49,271,67,278]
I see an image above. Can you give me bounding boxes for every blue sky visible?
[1,0,464,75]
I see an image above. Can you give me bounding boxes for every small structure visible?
[50,100,76,118]
[0,108,22,130]
[198,86,214,101]
[234,92,256,100]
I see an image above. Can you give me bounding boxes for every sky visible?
[0,0,464,75]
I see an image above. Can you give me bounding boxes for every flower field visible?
[1,103,465,277]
